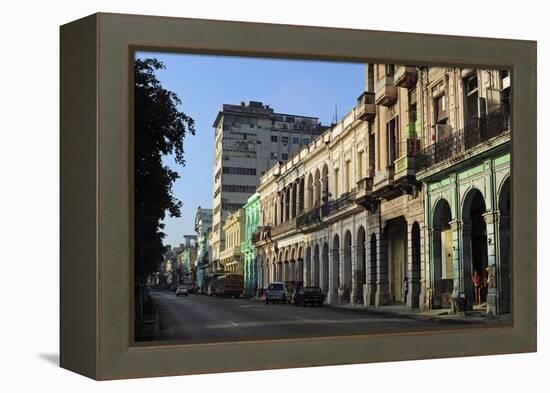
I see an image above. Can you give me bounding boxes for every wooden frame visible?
[60,12,536,380]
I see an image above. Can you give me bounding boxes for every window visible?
[281,136,289,144]
[334,168,339,198]
[434,94,447,124]
[282,153,288,160]
[271,135,278,143]
[387,117,398,164]
[222,185,257,193]
[345,160,351,193]
[222,167,257,176]
[303,138,310,145]
[464,74,483,120]
[292,137,300,144]
[357,151,364,180]
[271,152,278,160]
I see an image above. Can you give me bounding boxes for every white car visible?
[176,286,189,296]
[265,282,285,304]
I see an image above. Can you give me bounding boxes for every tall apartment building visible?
[211,101,327,271]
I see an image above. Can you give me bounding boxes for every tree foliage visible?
[134,58,195,282]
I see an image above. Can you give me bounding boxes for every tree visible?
[134,58,195,284]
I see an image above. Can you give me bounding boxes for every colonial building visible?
[210,101,327,271]
[251,64,510,315]
[220,209,245,274]
[242,193,260,296]
[413,67,511,315]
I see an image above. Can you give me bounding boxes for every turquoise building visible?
[242,193,260,296]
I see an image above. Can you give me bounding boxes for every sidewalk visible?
[327,301,511,324]
[248,295,510,324]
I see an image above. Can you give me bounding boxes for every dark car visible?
[293,286,325,306]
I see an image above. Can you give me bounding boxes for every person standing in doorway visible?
[472,270,482,305]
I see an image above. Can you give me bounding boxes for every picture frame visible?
[60,12,536,380]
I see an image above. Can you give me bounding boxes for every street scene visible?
[147,289,486,343]
[133,54,511,343]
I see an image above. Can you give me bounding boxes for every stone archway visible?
[305,246,312,286]
[462,188,488,309]
[321,242,329,293]
[313,244,320,286]
[432,198,453,308]
[340,230,353,303]
[329,234,340,304]
[409,222,421,308]
[355,226,366,305]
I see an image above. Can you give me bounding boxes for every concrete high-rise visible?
[211,101,327,271]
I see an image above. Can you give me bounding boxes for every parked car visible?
[293,286,325,306]
[175,286,189,296]
[265,282,285,304]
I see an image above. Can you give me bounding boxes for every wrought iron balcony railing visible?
[296,206,322,228]
[415,109,510,172]
[271,217,297,237]
[321,188,358,217]
[252,226,271,244]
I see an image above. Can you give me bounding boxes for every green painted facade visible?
[242,193,260,296]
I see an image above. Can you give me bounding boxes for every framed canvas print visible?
[60,12,536,380]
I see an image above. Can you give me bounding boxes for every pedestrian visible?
[472,270,482,305]
[403,277,409,304]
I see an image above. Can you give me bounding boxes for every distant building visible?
[211,101,327,271]
[194,207,213,292]
[220,209,245,274]
[242,193,260,296]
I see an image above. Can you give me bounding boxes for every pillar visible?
[483,211,498,316]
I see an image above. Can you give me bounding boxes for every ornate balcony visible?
[393,65,418,88]
[375,75,398,107]
[355,176,375,210]
[321,188,358,217]
[394,138,420,181]
[296,207,322,229]
[415,109,510,173]
[356,91,376,121]
[271,217,297,238]
[252,226,271,245]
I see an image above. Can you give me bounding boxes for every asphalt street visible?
[148,290,482,343]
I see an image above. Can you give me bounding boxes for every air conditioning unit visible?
[434,124,452,141]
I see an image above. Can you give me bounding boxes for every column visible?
[483,211,498,316]
[319,179,325,204]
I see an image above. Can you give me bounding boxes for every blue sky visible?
[136,51,365,247]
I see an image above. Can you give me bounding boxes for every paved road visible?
[148,290,479,344]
